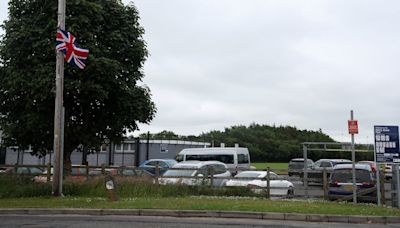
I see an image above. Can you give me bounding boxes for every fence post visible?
[209,166,214,188]
[46,162,52,182]
[266,167,271,199]
[323,168,328,200]
[85,163,89,181]
[101,164,105,175]
[155,163,160,185]
[380,166,385,206]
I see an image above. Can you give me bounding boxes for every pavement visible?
[0,208,399,224]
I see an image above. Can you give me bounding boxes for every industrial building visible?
[0,137,210,166]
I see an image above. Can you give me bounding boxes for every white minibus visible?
[175,147,251,172]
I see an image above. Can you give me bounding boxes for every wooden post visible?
[209,166,214,188]
[85,163,89,181]
[323,168,328,200]
[101,164,105,175]
[155,163,160,185]
[46,162,52,182]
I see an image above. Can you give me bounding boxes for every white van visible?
[175,147,251,172]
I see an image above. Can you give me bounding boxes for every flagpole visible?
[52,0,65,196]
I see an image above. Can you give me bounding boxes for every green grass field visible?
[0,196,398,217]
[251,162,288,170]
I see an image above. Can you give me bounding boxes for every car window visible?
[163,169,195,177]
[320,162,332,168]
[30,167,43,174]
[17,167,29,174]
[238,154,249,164]
[158,161,168,167]
[212,164,227,175]
[331,169,373,183]
[186,154,234,164]
[269,173,280,180]
[146,161,158,166]
[176,155,184,162]
[235,172,263,178]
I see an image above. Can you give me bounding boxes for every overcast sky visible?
[1,1,399,143]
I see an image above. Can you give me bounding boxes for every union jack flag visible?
[56,29,89,69]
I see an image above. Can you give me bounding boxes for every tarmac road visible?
[0,214,399,228]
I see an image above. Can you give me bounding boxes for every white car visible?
[159,161,231,187]
[225,171,294,198]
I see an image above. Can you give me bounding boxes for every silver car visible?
[159,161,231,187]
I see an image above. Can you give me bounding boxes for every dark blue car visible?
[139,159,178,176]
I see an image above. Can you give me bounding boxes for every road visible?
[0,214,398,228]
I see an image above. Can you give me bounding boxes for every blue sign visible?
[374,126,400,164]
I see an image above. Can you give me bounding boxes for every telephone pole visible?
[52,0,65,196]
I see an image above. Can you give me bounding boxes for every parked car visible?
[33,168,53,183]
[139,159,178,175]
[357,161,377,172]
[159,161,231,187]
[305,159,352,181]
[5,167,44,175]
[328,164,376,202]
[246,172,294,198]
[225,171,294,198]
[288,158,314,176]
[118,166,153,177]
[88,168,118,176]
[0,167,8,173]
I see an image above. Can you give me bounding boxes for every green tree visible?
[0,0,156,170]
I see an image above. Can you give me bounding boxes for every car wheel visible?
[286,187,294,199]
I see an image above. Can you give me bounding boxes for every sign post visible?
[348,110,358,204]
[374,125,400,207]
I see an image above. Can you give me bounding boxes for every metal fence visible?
[0,164,398,206]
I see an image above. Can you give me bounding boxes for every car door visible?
[210,164,229,187]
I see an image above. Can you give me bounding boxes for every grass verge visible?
[0,196,399,217]
[251,163,288,171]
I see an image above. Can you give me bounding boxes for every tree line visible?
[141,124,374,162]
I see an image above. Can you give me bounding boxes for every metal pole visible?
[374,141,381,206]
[350,110,357,204]
[376,164,381,206]
[303,144,308,198]
[52,0,65,196]
[396,164,400,208]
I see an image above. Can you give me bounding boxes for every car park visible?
[139,159,177,175]
[288,158,313,176]
[328,164,376,202]
[159,161,231,187]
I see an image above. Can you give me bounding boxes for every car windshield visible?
[289,162,305,169]
[235,172,263,178]
[164,160,178,167]
[163,169,196,177]
[331,169,372,183]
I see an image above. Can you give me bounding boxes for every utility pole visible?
[52,0,65,196]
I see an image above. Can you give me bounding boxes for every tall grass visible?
[0,174,257,198]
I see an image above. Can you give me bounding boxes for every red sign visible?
[348,120,358,134]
